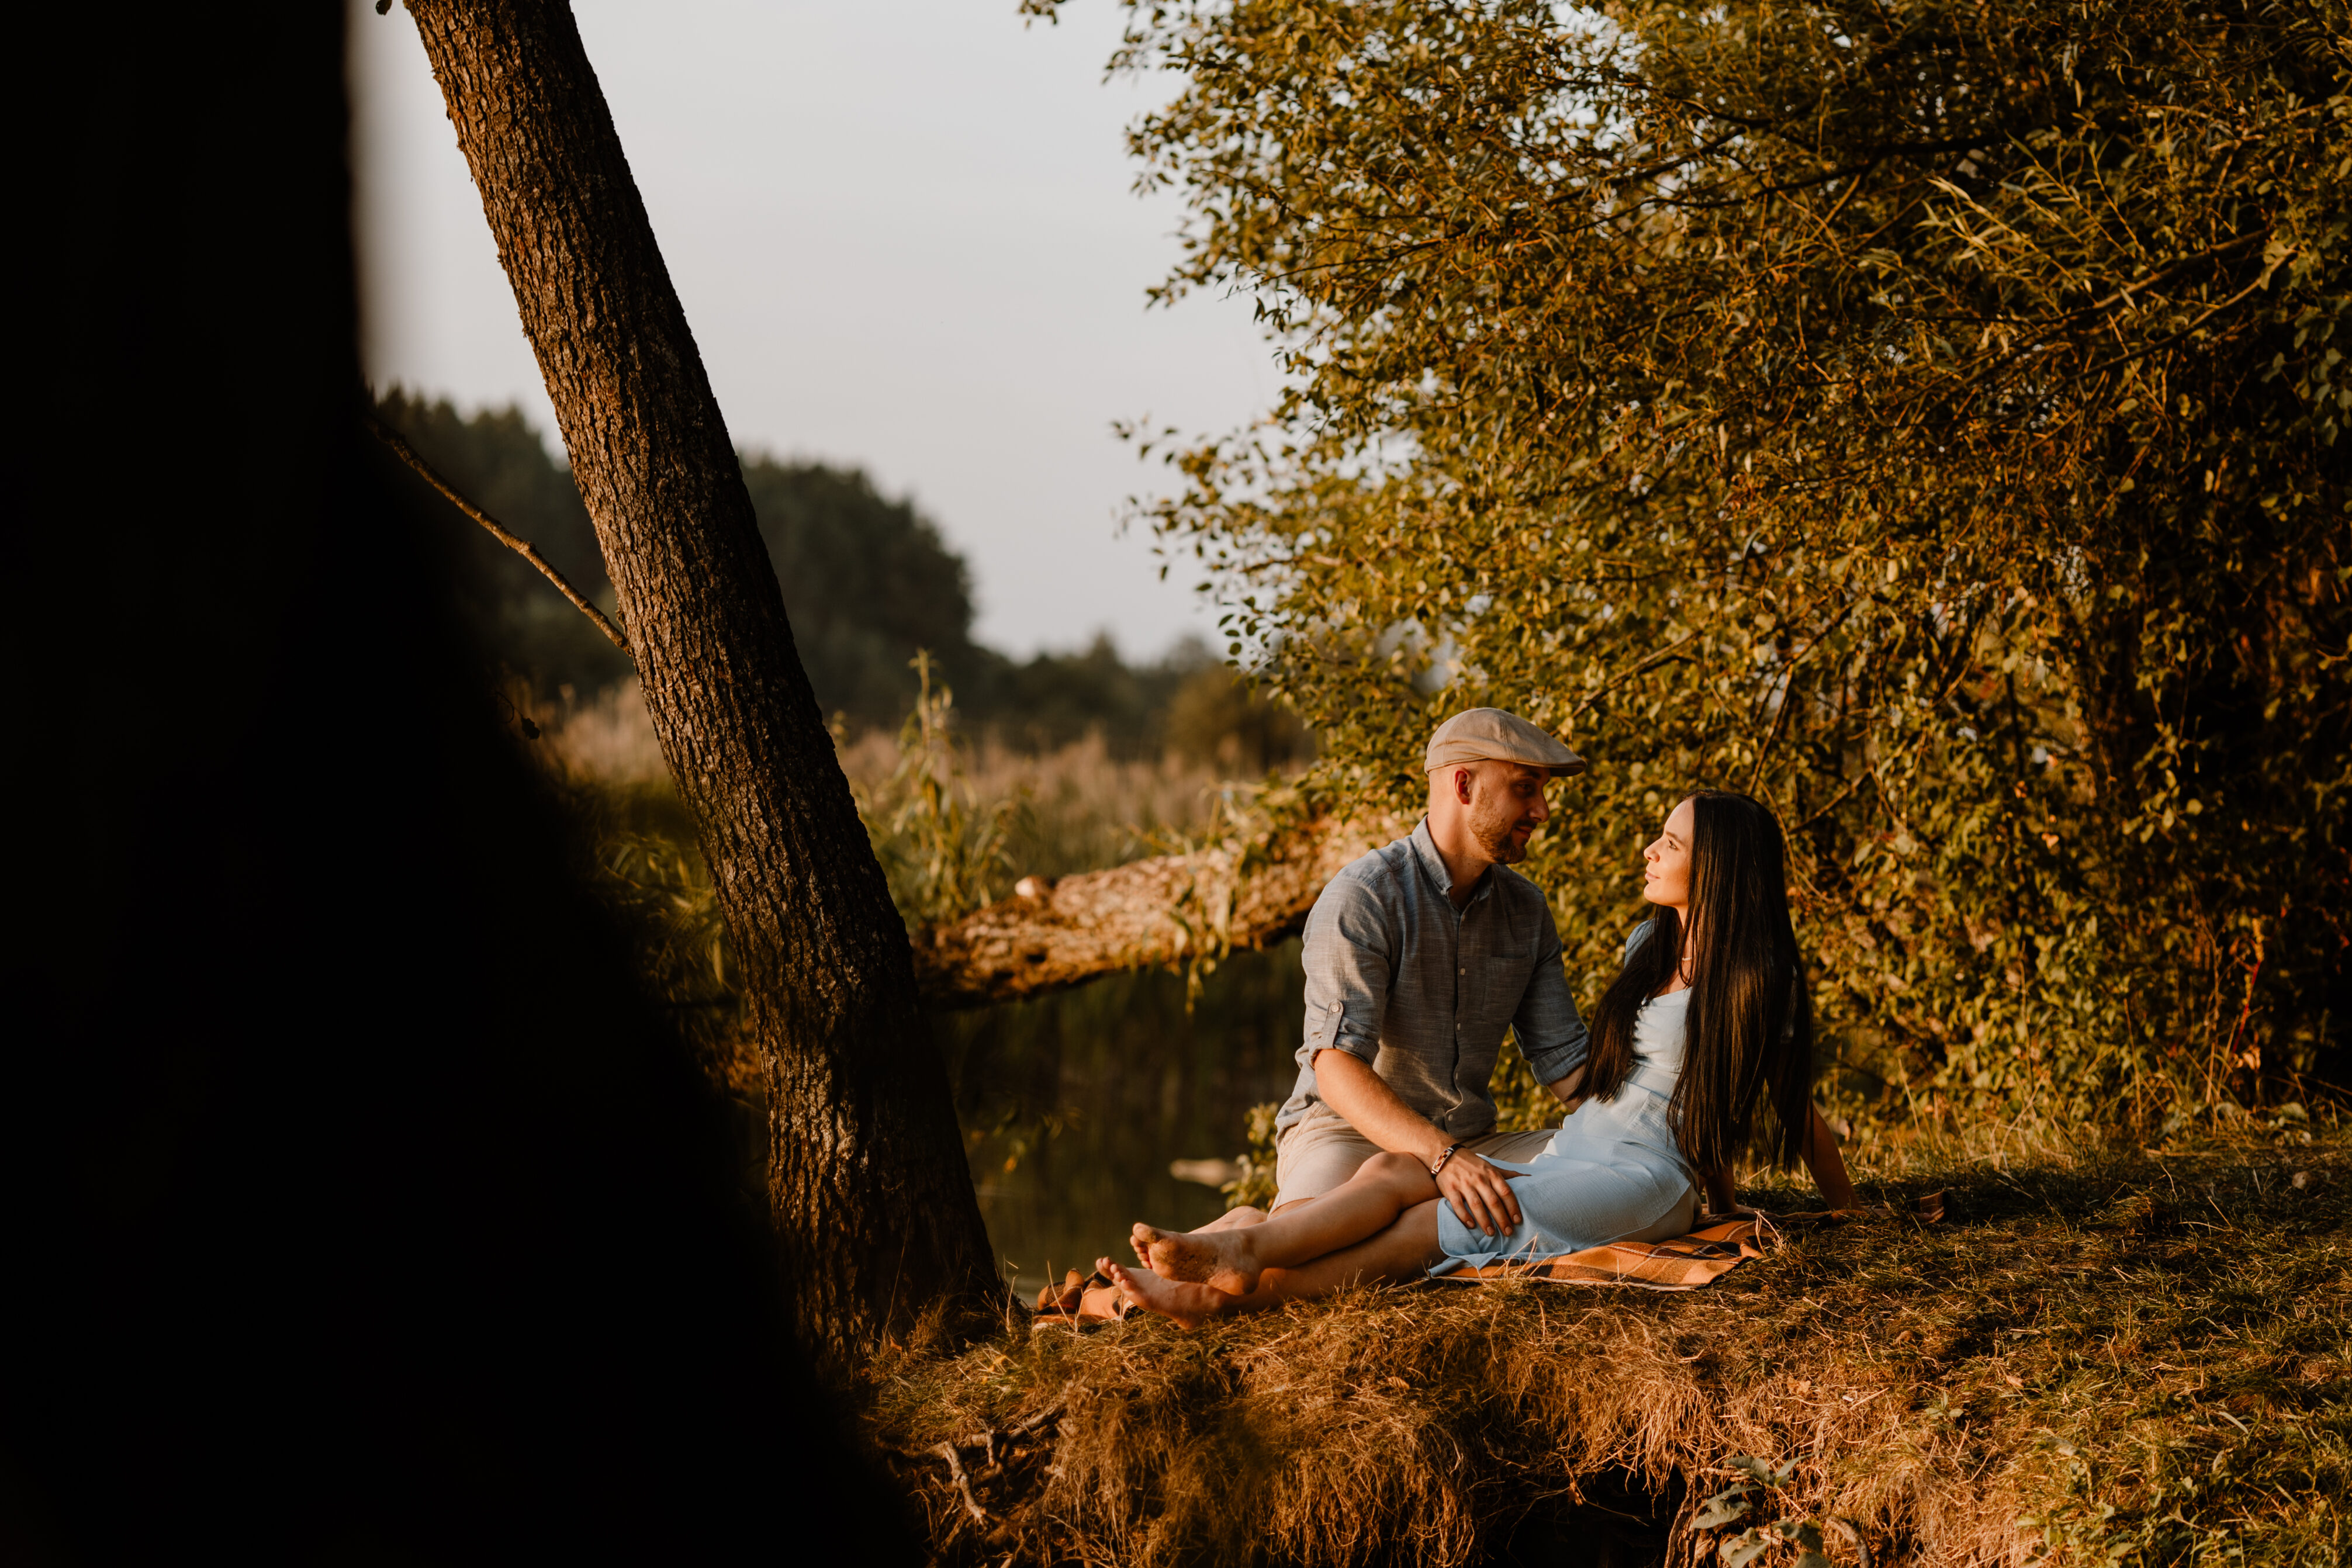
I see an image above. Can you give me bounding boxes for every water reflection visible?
[935,940,1305,1299]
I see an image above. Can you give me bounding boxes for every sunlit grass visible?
[867,1123,2348,1567]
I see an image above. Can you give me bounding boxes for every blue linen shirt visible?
[1276,819,1589,1140]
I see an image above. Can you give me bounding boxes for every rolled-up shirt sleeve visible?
[1296,877,1393,1071]
[1511,904,1589,1084]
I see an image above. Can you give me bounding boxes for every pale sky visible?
[347,1,1274,660]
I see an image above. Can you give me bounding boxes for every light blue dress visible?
[1432,954,1699,1274]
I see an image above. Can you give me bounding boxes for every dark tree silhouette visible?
[5,2,908,1559]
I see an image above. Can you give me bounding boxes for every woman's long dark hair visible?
[1583,790,1813,1174]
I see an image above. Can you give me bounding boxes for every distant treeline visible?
[375,390,1308,769]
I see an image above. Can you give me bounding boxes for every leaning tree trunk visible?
[914,812,1407,1008]
[403,0,998,1357]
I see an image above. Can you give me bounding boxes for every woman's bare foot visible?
[1128,1221,1263,1294]
[1098,1258,1233,1330]
[1126,1206,1268,1268]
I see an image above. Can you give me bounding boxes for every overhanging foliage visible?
[1102,0,2349,1129]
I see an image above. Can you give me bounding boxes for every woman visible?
[1105,789,1859,1326]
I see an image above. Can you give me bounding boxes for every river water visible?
[935,940,1306,1300]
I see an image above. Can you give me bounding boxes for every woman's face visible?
[1641,797,1696,912]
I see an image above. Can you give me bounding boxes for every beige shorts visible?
[1270,1107,1558,1211]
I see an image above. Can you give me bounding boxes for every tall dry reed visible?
[534,677,1260,887]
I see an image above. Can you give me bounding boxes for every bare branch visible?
[364,416,634,659]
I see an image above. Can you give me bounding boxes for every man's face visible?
[1465,761,1552,864]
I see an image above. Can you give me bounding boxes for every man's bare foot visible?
[1098,1258,1232,1330]
[1129,1221,1263,1294]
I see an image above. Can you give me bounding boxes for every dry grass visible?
[532,679,1241,881]
[864,1124,2349,1567]
[833,725,1242,884]
[531,679,670,783]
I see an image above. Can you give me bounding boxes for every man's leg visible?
[1103,1200,1444,1328]
[1127,1110,1376,1266]
[1136,1153,1437,1294]
[1466,1127,1557,1165]
[1268,1107,1383,1213]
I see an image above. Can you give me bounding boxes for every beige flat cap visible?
[1424,707,1585,777]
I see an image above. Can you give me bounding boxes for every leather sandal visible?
[1030,1267,1132,1331]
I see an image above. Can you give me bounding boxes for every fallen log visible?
[911,811,1409,1009]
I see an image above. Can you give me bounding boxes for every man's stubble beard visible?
[1468,789,1531,866]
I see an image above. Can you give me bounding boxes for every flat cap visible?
[1424,707,1585,777]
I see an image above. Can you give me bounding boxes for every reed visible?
[533,676,1244,889]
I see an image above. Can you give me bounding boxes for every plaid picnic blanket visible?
[1029,1193,1948,1324]
[1431,1192,1946,1292]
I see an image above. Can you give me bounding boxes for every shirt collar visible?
[1410,817,1492,907]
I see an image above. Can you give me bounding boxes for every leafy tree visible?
[373,392,1284,757]
[1099,0,2350,1127]
[975,631,1187,754]
[1164,659,1315,773]
[375,392,992,725]
[742,458,996,728]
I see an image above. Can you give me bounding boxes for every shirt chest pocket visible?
[1472,950,1533,1034]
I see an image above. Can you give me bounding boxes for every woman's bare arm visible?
[1803,1106,1860,1210]
[1541,1064,1587,1110]
[1700,1107,1856,1218]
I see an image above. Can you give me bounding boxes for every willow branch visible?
[364,416,634,658]
[1746,594,1865,787]
[1565,629,1704,722]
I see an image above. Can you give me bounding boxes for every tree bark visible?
[403,0,998,1356]
[914,814,1407,1008]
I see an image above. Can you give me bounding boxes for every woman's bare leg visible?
[1102,1201,1445,1327]
[1128,1154,1438,1295]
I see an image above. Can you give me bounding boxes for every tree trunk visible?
[403,0,998,1356]
[914,813,1407,1008]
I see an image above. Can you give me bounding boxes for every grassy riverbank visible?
[865,1122,2348,1568]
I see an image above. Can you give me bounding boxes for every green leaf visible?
[1689,1489,1755,1530]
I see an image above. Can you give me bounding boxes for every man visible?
[1266,708,1590,1238]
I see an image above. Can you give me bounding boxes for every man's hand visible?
[1312,1050,1524,1235]
[1434,1151,1522,1237]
